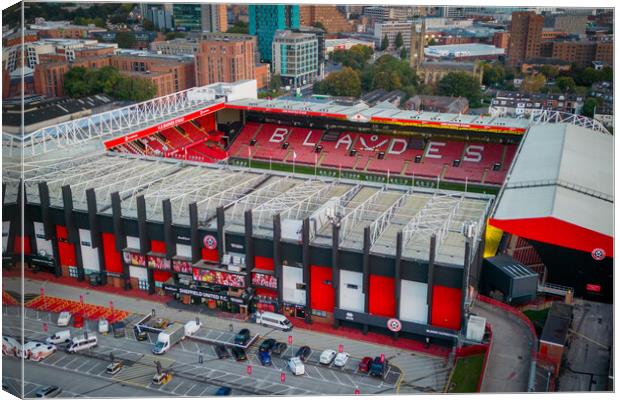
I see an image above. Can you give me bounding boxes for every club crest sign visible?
[591,248,606,261]
[203,235,217,250]
[387,318,402,332]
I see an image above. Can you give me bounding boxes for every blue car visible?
[259,351,272,366]
[215,387,231,396]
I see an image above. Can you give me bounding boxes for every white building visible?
[325,38,374,56]
[272,30,318,89]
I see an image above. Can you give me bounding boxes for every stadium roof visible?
[7,151,492,267]
[424,43,505,58]
[490,123,613,257]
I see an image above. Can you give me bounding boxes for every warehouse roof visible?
[425,43,505,58]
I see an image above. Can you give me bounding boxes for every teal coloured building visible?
[249,5,300,63]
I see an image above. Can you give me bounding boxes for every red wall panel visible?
[153,270,171,282]
[255,256,274,271]
[201,248,218,262]
[102,233,123,274]
[13,236,31,254]
[151,240,166,254]
[198,114,216,132]
[431,285,462,330]
[56,225,76,267]
[310,265,334,312]
[255,287,277,298]
[369,275,396,317]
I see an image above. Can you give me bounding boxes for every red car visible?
[73,314,84,328]
[358,356,373,373]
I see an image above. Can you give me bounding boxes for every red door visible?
[310,265,334,312]
[368,275,396,317]
[102,233,123,273]
[56,226,76,267]
[431,285,462,330]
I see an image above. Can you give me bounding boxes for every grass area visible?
[523,308,550,335]
[448,354,485,393]
[229,158,500,195]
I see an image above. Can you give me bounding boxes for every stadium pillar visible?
[87,188,107,286]
[302,218,312,324]
[362,226,370,335]
[189,202,200,263]
[39,182,61,277]
[22,184,38,266]
[332,220,340,329]
[393,231,403,340]
[461,238,472,333]
[111,192,129,290]
[137,195,154,294]
[216,206,225,264]
[162,199,176,259]
[244,210,254,274]
[426,234,436,326]
[62,185,85,282]
[273,214,283,308]
[6,180,21,267]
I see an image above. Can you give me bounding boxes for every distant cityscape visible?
[2,3,614,133]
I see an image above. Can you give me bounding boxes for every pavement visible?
[472,300,534,393]
[3,276,452,395]
[556,299,613,392]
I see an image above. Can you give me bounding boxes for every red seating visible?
[180,122,208,141]
[160,128,191,148]
[285,127,324,164]
[484,170,508,185]
[228,122,261,157]
[250,123,291,161]
[319,132,358,169]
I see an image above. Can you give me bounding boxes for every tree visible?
[227,21,249,34]
[64,66,156,102]
[399,47,407,60]
[115,31,136,49]
[143,19,155,31]
[319,67,362,97]
[269,74,283,91]
[582,97,598,118]
[165,31,186,40]
[555,76,576,93]
[437,72,481,106]
[520,74,546,93]
[575,67,598,87]
[539,65,559,80]
[394,32,404,49]
[380,34,389,51]
[482,63,505,87]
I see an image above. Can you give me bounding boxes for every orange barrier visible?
[24,296,129,323]
[2,291,19,306]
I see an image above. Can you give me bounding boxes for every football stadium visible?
[2,80,613,346]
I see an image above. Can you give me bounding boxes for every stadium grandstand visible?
[2,79,613,345]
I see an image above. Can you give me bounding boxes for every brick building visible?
[299,5,354,33]
[492,31,511,49]
[195,33,257,86]
[540,39,614,68]
[507,11,544,66]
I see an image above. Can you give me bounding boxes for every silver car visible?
[35,386,62,398]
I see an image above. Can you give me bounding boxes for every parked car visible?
[35,386,62,398]
[319,349,337,365]
[72,314,84,328]
[259,338,276,353]
[45,330,71,345]
[57,312,71,327]
[358,356,373,373]
[272,342,288,356]
[231,347,247,361]
[334,352,350,367]
[369,356,389,378]
[295,345,311,361]
[215,345,230,359]
[105,361,123,375]
[215,386,231,396]
[258,351,272,366]
[234,328,251,346]
[288,357,305,376]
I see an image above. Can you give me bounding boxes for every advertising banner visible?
[123,250,145,267]
[252,272,277,289]
[147,254,171,270]
[172,259,192,274]
[192,268,245,288]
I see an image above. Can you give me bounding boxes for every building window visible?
[296,283,306,290]
[68,267,79,278]
[138,280,149,291]
[312,309,327,317]
[346,284,358,290]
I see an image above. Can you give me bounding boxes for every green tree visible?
[399,47,407,60]
[380,34,389,51]
[115,31,136,49]
[437,72,481,106]
[269,74,283,91]
[520,74,546,93]
[582,97,598,118]
[320,67,362,97]
[227,21,249,34]
[482,63,505,87]
[539,65,559,80]
[555,76,576,93]
[575,67,598,86]
[165,31,186,40]
[394,32,404,49]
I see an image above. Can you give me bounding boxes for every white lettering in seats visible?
[463,145,484,162]
[425,142,446,159]
[303,131,316,147]
[388,138,407,154]
[335,133,353,150]
[269,128,289,143]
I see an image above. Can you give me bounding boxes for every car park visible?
[369,356,389,378]
[334,352,349,367]
[358,356,373,373]
[106,361,123,375]
[319,349,337,365]
[215,387,231,396]
[231,347,247,361]
[35,385,62,398]
[259,351,272,366]
[234,328,251,345]
[215,345,230,359]
[272,341,287,356]
[288,357,305,376]
[296,345,311,361]
[45,330,71,345]
[73,314,84,328]
[57,312,71,327]
[259,338,276,353]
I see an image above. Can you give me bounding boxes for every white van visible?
[288,357,305,376]
[184,320,202,336]
[57,312,71,327]
[67,335,97,353]
[2,336,20,356]
[45,330,71,345]
[255,311,293,331]
[20,342,56,361]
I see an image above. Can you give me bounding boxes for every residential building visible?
[271,30,318,88]
[489,90,585,117]
[201,3,228,33]
[544,14,588,35]
[294,26,326,79]
[29,20,107,39]
[173,3,202,32]
[403,95,469,114]
[2,29,38,47]
[493,31,511,49]
[507,11,544,66]
[362,6,416,23]
[195,33,256,86]
[438,7,486,18]
[254,63,270,89]
[151,38,201,56]
[375,21,415,50]
[249,5,300,63]
[299,5,354,33]
[141,4,174,31]
[540,38,614,68]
